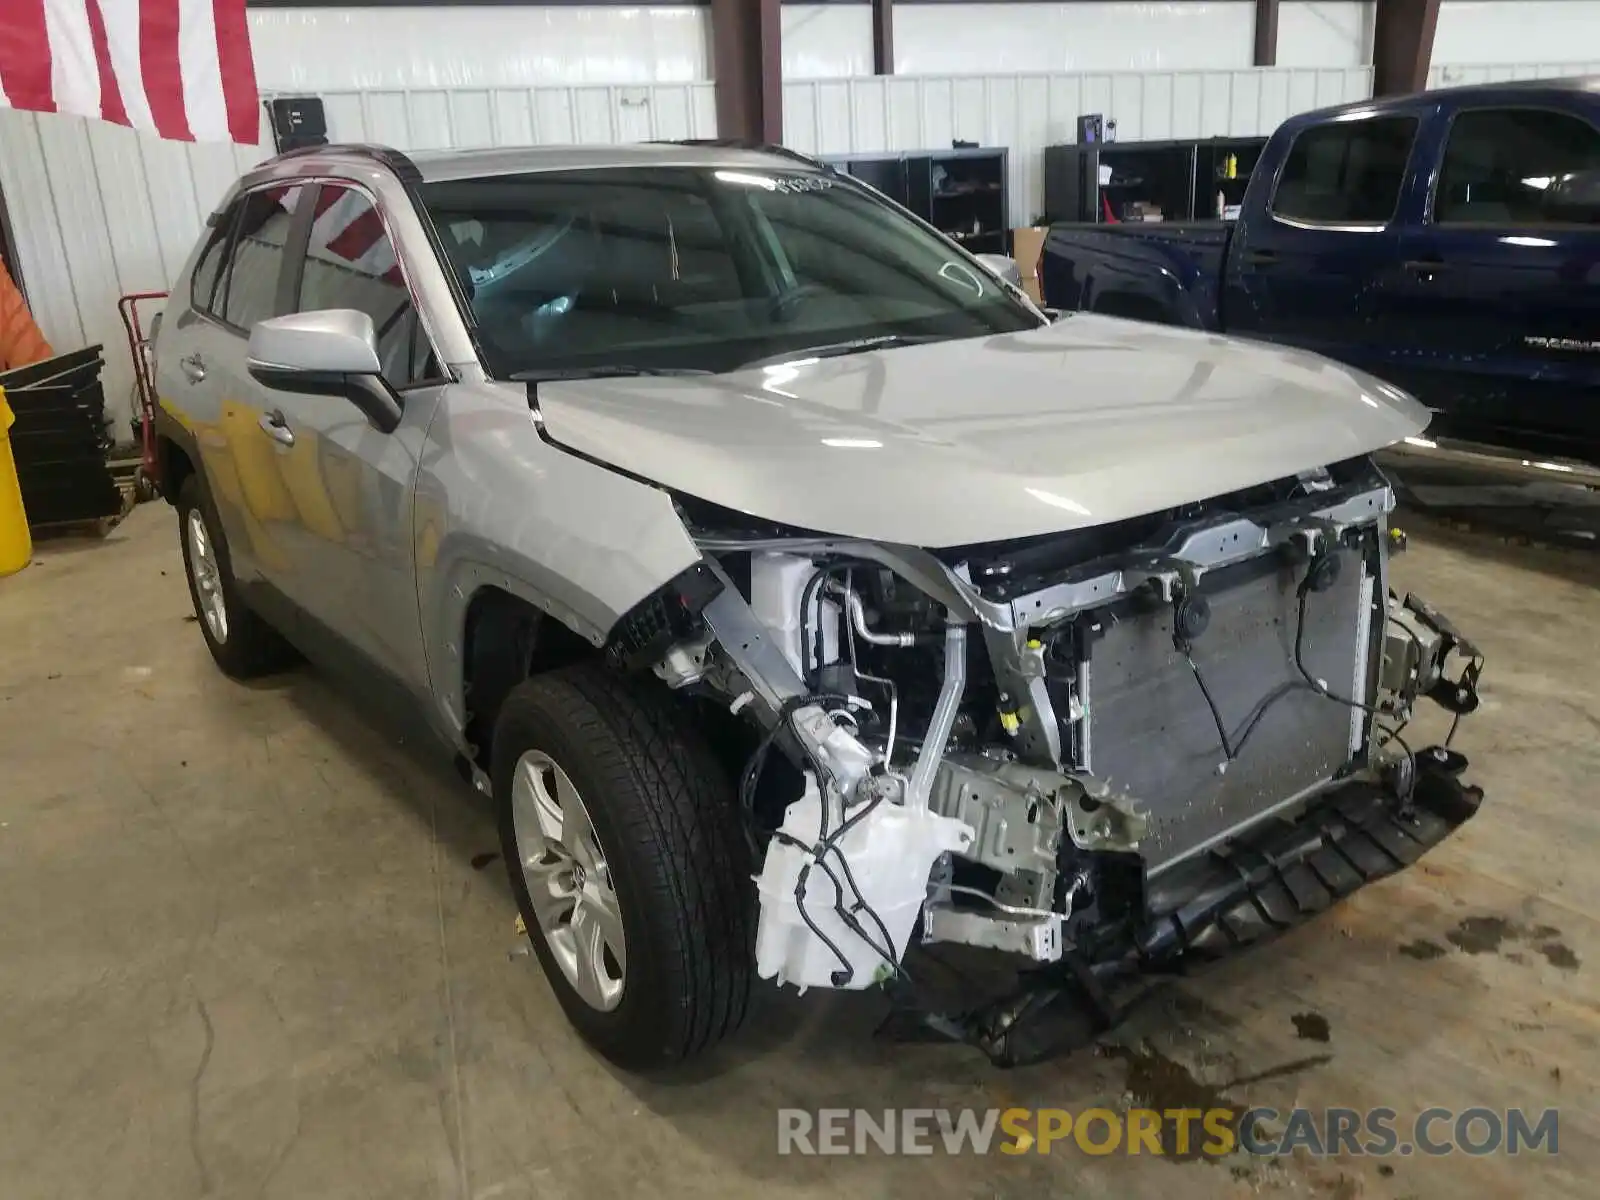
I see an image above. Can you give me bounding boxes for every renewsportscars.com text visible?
[777,1106,1560,1158]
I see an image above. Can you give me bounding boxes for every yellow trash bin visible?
[0,386,32,577]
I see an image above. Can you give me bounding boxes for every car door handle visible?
[1243,249,1279,265]
[180,353,206,383]
[258,409,295,447]
[1403,258,1449,279]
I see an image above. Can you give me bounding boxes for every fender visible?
[412,379,702,743]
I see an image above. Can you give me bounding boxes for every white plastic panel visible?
[1279,2,1372,68]
[246,5,711,90]
[894,2,1257,74]
[1436,2,1600,68]
[784,4,874,80]
[785,66,1373,225]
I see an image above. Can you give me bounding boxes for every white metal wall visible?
[1278,3,1372,68]
[0,110,273,434]
[247,4,712,88]
[784,4,875,79]
[893,2,1258,74]
[1436,1,1600,68]
[308,82,717,151]
[1429,59,1600,87]
[785,66,1373,224]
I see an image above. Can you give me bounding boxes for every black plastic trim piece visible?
[262,141,423,185]
[885,751,1484,1068]
[661,139,837,173]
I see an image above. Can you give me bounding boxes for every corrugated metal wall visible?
[784,67,1375,225]
[0,109,274,434]
[1429,59,1600,88]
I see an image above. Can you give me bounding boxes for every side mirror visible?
[1545,169,1600,223]
[974,252,1023,289]
[246,309,401,433]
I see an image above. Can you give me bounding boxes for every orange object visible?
[0,259,52,371]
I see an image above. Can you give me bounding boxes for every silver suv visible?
[153,143,1486,1069]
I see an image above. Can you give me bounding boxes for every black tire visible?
[175,476,296,679]
[493,663,754,1068]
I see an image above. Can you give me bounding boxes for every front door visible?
[1223,112,1420,375]
[258,181,445,693]
[1378,105,1600,459]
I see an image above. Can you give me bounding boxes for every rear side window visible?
[1435,107,1600,225]
[217,185,304,330]
[189,200,240,314]
[1271,116,1418,227]
[295,183,440,388]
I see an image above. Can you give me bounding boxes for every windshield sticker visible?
[771,175,836,194]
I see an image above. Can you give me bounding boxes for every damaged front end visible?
[624,457,1485,1064]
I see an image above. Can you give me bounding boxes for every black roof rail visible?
[655,138,837,173]
[256,142,423,185]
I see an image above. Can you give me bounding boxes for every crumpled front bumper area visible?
[890,749,1484,1068]
[1138,748,1483,966]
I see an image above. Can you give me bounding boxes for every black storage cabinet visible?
[1043,136,1267,224]
[824,147,1010,254]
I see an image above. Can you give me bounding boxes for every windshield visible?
[417,165,1040,377]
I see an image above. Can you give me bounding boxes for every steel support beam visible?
[1372,0,1440,96]
[1253,0,1278,67]
[873,0,895,75]
[712,0,782,144]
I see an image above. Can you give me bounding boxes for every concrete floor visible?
[1,504,1596,1200]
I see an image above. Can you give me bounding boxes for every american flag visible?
[0,0,258,144]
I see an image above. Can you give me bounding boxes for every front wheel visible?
[493,664,754,1068]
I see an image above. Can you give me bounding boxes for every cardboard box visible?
[1011,226,1048,305]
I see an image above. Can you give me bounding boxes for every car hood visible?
[534,314,1428,547]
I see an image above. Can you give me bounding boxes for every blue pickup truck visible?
[1040,78,1600,467]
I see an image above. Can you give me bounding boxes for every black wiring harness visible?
[1177,546,1417,802]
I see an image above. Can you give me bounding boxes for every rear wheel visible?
[175,477,296,679]
[493,663,753,1068]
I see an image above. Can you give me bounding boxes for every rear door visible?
[159,187,304,583]
[1381,104,1600,457]
[206,185,309,585]
[1223,113,1420,370]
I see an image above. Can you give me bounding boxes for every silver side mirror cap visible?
[245,309,401,433]
[247,309,383,378]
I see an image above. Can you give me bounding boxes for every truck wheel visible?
[492,663,754,1068]
[175,477,296,679]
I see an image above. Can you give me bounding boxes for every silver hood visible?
[536,314,1428,547]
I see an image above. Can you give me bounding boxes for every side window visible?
[296,183,440,388]
[218,185,304,330]
[1271,116,1418,227]
[190,199,241,314]
[1435,108,1600,225]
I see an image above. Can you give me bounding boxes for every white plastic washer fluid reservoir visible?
[749,552,838,677]
[754,774,973,991]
